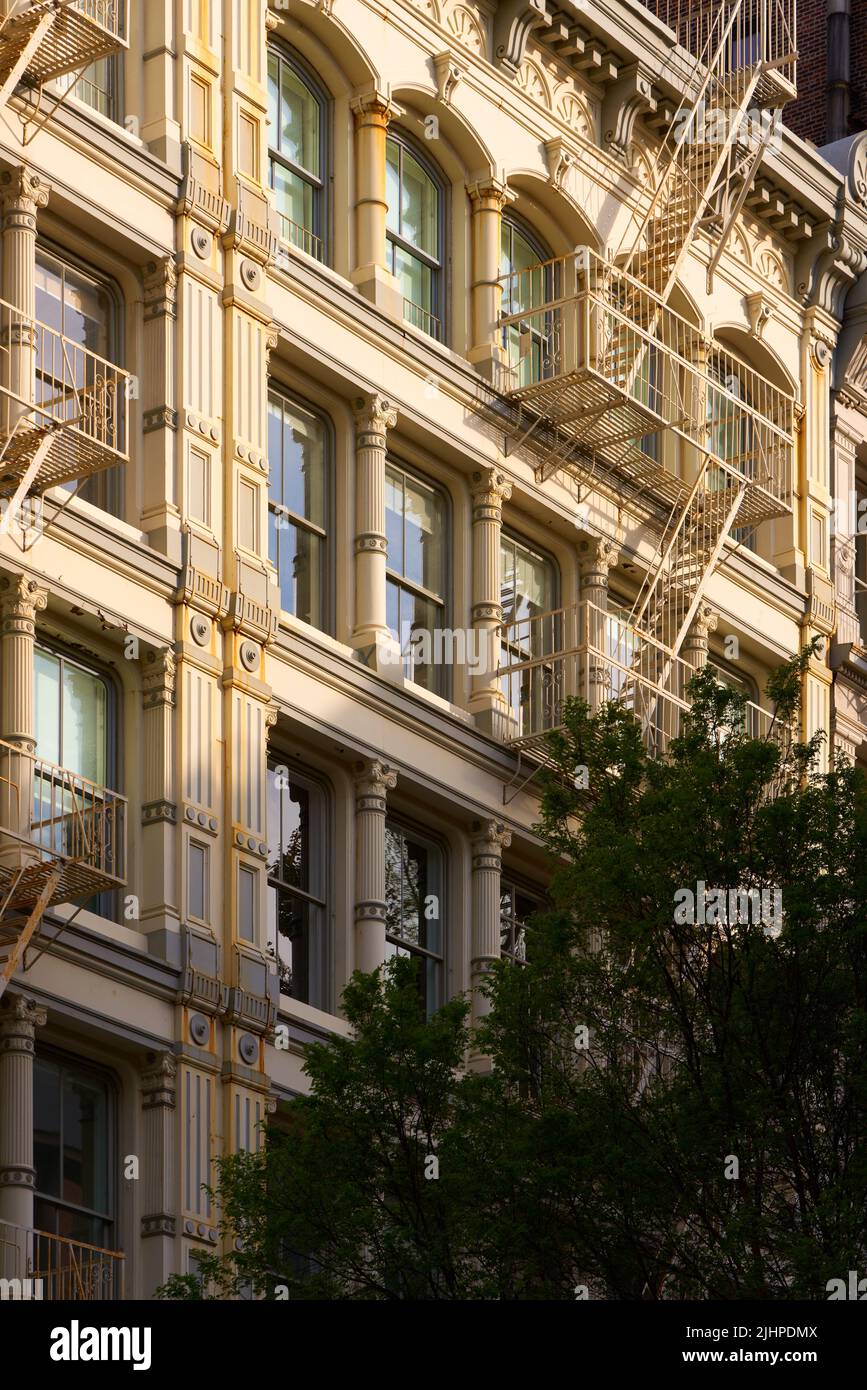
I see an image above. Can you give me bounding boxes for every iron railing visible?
[403,297,443,342]
[0,1220,124,1300]
[496,598,789,757]
[643,0,797,92]
[497,248,795,519]
[276,210,324,263]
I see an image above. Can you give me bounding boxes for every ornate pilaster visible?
[470,819,512,1042]
[0,995,47,1231]
[681,603,719,673]
[354,759,397,974]
[577,535,620,710]
[352,395,402,678]
[0,574,47,867]
[141,258,181,561]
[140,651,180,941]
[0,168,49,434]
[349,88,404,316]
[466,178,514,379]
[139,1051,178,1295]
[469,468,512,733]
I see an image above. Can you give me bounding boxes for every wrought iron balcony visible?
[0,295,129,503]
[0,1,127,99]
[495,249,795,530]
[1,1220,125,1300]
[0,736,126,915]
[642,0,797,106]
[495,599,785,761]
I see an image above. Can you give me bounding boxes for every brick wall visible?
[782,0,827,145]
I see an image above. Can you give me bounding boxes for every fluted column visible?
[577,535,620,711]
[470,819,511,1037]
[140,651,180,943]
[681,603,718,673]
[349,88,403,317]
[353,394,402,678]
[0,994,46,1233]
[139,1052,177,1296]
[0,573,47,868]
[354,759,397,974]
[0,167,49,436]
[467,179,512,381]
[469,467,512,735]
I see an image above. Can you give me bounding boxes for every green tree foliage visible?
[160,650,867,1300]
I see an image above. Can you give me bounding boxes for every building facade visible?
[0,0,865,1299]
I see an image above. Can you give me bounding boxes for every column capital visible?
[0,993,47,1040]
[470,466,512,518]
[140,1051,177,1110]
[350,87,404,125]
[142,649,177,708]
[0,572,48,632]
[471,817,512,863]
[691,602,719,639]
[577,534,620,576]
[466,175,515,210]
[354,758,398,803]
[0,166,50,222]
[143,256,178,320]
[355,392,398,439]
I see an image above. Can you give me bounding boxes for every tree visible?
[160,650,867,1300]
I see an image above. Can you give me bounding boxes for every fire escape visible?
[494,0,798,762]
[0,0,129,1004]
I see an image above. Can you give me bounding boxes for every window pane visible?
[62,662,107,784]
[500,536,554,624]
[271,161,314,234]
[393,244,432,315]
[403,474,443,595]
[385,466,404,573]
[35,648,61,767]
[400,149,438,258]
[279,400,326,527]
[267,52,279,136]
[34,1058,62,1199]
[279,64,319,175]
[386,138,400,235]
[62,1071,109,1216]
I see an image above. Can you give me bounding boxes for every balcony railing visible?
[403,297,442,342]
[495,599,789,759]
[0,295,129,500]
[642,0,797,98]
[276,210,324,263]
[497,248,795,525]
[1,1220,124,1300]
[0,735,126,910]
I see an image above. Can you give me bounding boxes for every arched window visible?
[267,46,327,261]
[267,389,331,633]
[267,759,331,1009]
[386,133,444,340]
[500,214,551,388]
[384,818,445,1017]
[707,350,757,551]
[385,459,448,694]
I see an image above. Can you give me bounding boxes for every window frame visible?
[499,529,560,734]
[33,1046,119,1253]
[385,129,447,341]
[385,456,451,698]
[34,639,119,792]
[500,212,552,387]
[266,758,333,1013]
[384,815,447,1017]
[499,873,547,965]
[267,42,330,263]
[267,384,334,636]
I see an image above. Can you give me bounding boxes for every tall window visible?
[500,215,551,389]
[386,134,443,339]
[385,461,448,695]
[268,390,330,632]
[268,46,326,260]
[384,821,444,1017]
[35,247,122,517]
[499,533,558,736]
[857,474,867,646]
[34,1053,114,1250]
[267,762,329,1009]
[708,352,756,551]
[500,879,545,964]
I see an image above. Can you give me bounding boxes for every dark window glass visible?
[268,390,330,631]
[267,763,329,1008]
[34,1055,114,1252]
[385,461,448,694]
[386,135,443,339]
[499,880,545,964]
[499,534,558,736]
[384,821,444,1017]
[268,47,326,260]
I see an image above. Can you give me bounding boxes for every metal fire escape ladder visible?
[0,865,60,1002]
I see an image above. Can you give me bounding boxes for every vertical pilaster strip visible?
[470,819,511,1031]
[354,759,397,974]
[141,258,181,560]
[466,179,512,379]
[139,1052,177,1295]
[469,467,511,734]
[0,995,46,1233]
[140,651,179,937]
[0,167,49,436]
[0,574,47,864]
[353,394,401,675]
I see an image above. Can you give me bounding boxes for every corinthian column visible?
[469,467,511,736]
[0,167,49,437]
[354,759,397,974]
[470,819,511,1044]
[353,394,402,679]
[0,573,47,867]
[681,603,718,673]
[0,994,47,1235]
[466,178,513,381]
[349,88,403,318]
[577,535,620,711]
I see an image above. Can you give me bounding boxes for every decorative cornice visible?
[493,0,551,76]
[601,62,656,160]
[577,535,620,577]
[142,649,177,707]
[349,87,404,123]
[0,994,47,1033]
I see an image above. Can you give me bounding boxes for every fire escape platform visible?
[0,852,120,913]
[0,1,127,90]
[0,417,124,500]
